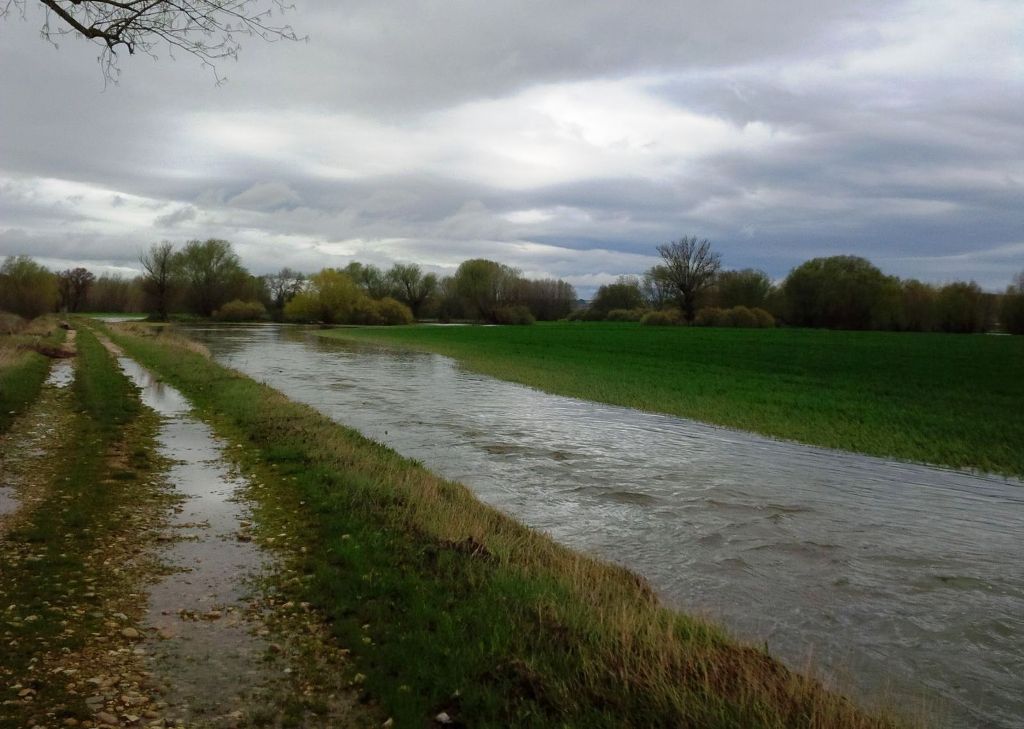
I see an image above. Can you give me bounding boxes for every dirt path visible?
[95,334,369,728]
[3,328,373,728]
[0,329,77,529]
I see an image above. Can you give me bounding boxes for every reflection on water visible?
[186,323,1024,728]
[116,356,271,722]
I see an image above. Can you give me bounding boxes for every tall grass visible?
[322,323,1024,478]
[0,316,65,434]
[109,323,906,729]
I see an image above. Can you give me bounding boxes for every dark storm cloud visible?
[0,0,1020,292]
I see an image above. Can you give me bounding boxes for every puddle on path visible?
[115,356,275,726]
[43,329,77,389]
[0,335,78,521]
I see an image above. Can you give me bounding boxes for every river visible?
[184,323,1024,728]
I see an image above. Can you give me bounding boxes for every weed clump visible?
[213,299,268,321]
[640,309,683,326]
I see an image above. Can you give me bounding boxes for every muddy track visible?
[2,329,375,729]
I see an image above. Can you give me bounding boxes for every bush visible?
[0,256,58,319]
[213,299,267,321]
[751,308,775,328]
[0,311,26,335]
[606,308,646,322]
[695,306,771,328]
[640,309,682,326]
[374,297,415,325]
[693,307,724,327]
[723,306,759,328]
[565,308,586,322]
[493,305,535,325]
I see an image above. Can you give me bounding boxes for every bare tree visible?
[385,263,438,319]
[56,266,96,312]
[264,266,305,311]
[139,241,176,321]
[656,236,721,321]
[2,0,302,80]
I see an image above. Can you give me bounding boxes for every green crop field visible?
[321,323,1024,478]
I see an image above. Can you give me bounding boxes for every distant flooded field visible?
[188,323,1024,728]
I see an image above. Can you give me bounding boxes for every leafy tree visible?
[901,279,938,332]
[936,281,987,334]
[174,239,247,317]
[3,0,301,80]
[452,259,521,323]
[590,276,645,315]
[139,242,177,320]
[656,237,722,321]
[515,278,576,321]
[783,255,899,330]
[385,263,438,319]
[86,273,143,313]
[1002,271,1024,335]
[56,267,96,312]
[714,269,773,310]
[284,269,364,324]
[343,262,393,301]
[0,255,58,318]
[641,265,673,309]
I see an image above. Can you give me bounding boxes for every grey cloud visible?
[228,182,301,211]
[155,205,198,227]
[0,0,1021,293]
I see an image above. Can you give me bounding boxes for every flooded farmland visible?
[186,323,1024,729]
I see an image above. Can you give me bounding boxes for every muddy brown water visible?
[181,323,1024,728]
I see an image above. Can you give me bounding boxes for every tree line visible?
[2,237,1021,333]
[574,237,1024,334]
[0,240,579,326]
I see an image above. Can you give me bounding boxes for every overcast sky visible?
[1,0,1021,294]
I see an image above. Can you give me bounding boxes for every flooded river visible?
[185,323,1024,728]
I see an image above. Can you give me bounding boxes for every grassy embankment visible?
[321,322,1024,478]
[0,327,165,726]
[109,324,906,729]
[0,316,66,434]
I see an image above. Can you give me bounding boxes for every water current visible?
[184,323,1024,728]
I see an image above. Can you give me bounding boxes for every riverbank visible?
[105,322,908,728]
[319,322,1024,478]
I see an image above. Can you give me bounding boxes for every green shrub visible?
[752,307,776,328]
[694,307,725,327]
[640,309,682,326]
[606,308,646,322]
[212,299,267,321]
[565,308,586,321]
[351,297,386,325]
[724,306,759,328]
[374,297,415,325]
[493,305,535,325]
